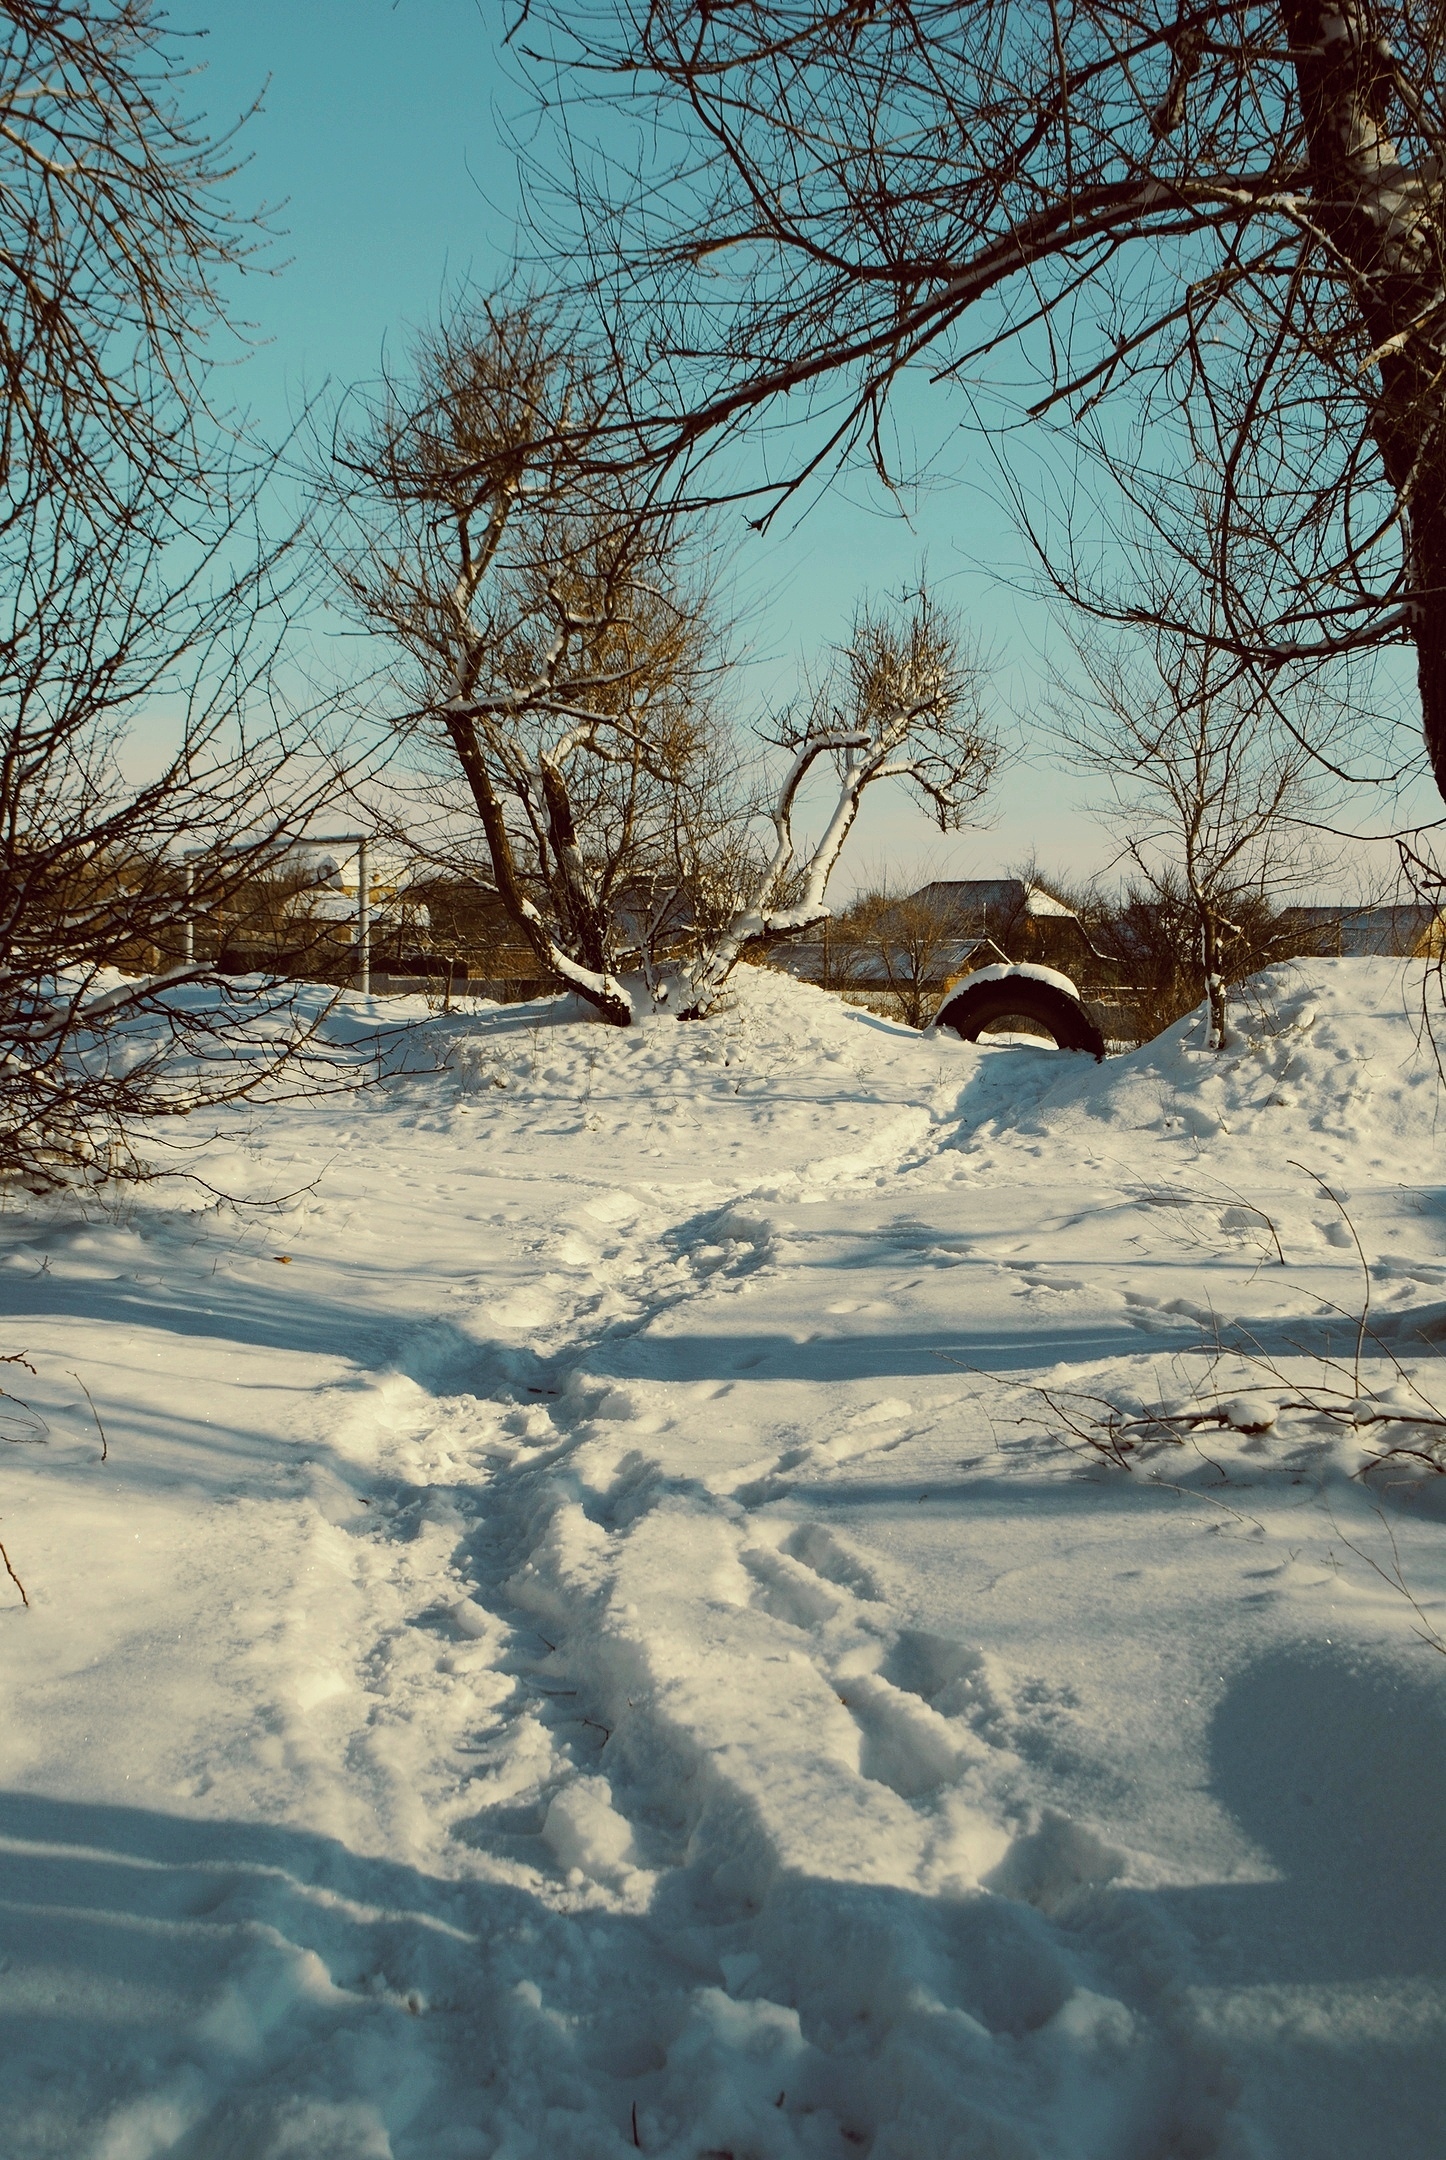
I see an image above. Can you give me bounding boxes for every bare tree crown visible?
[678,590,999,1013]
[328,298,738,1024]
[0,0,267,504]
[0,2,351,1187]
[1049,619,1346,1046]
[517,1,1446,796]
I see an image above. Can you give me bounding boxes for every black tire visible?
[934,971,1105,1057]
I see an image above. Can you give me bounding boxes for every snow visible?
[932,958,1085,1005]
[1,957,1444,2158]
[1020,887,1078,920]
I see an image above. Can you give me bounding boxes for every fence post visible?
[183,861,194,965]
[356,836,371,995]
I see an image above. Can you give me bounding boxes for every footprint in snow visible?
[782,1522,886,1603]
[740,1544,846,1630]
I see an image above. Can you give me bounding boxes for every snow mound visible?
[415,961,956,1188]
[947,959,1446,1169]
[440,961,918,1085]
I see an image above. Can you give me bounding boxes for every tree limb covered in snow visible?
[680,591,999,1014]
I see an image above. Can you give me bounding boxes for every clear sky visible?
[180,1,1434,899]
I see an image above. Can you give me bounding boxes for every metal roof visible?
[905,879,1080,921]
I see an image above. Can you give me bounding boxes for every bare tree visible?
[326,298,742,1027]
[0,408,363,1186]
[0,2,267,504]
[0,2,358,1189]
[517,2,1446,798]
[1093,869,1332,1044]
[828,882,968,1029]
[1050,624,1343,1048]
[678,593,1000,1014]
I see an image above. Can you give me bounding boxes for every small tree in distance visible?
[827,884,966,1032]
[1049,624,1346,1050]
[1097,874,1326,1047]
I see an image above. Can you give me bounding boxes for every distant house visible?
[769,931,1002,989]
[187,840,433,980]
[905,880,1100,969]
[385,879,545,997]
[768,878,1097,1006]
[1276,904,1445,958]
[280,844,429,950]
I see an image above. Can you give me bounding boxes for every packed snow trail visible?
[0,963,1443,2158]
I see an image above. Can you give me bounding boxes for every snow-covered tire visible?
[934,966,1105,1057]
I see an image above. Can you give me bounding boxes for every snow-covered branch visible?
[680,592,999,1015]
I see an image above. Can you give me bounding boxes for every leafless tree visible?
[0,412,363,1187]
[1096,871,1332,1042]
[325,297,744,1027]
[678,592,1000,1013]
[828,882,967,1029]
[1049,622,1344,1047]
[0,3,358,1189]
[0,2,267,504]
[515,2,1446,798]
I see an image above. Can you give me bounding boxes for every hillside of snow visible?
[1,958,1443,2159]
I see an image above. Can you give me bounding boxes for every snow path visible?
[2,964,1444,2158]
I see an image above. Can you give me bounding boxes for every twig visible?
[934,1354,1141,1467]
[1290,1161,1371,1395]
[0,1369,49,1444]
[1132,1172,1285,1266]
[70,1371,107,1463]
[180,1166,329,1213]
[1144,1471,1269,1537]
[0,1537,28,1608]
[1325,1493,1446,1657]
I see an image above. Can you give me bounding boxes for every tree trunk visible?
[538,754,613,981]
[1282,0,1446,795]
[1200,912,1231,1052]
[1399,468,1446,801]
[443,710,633,1026]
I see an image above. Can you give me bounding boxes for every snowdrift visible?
[0,957,1442,2159]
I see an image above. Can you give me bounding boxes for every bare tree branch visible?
[516,0,1446,794]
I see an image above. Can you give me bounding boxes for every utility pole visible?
[356,834,370,995]
[177,830,378,990]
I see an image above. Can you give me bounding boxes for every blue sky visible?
[181,2,1429,897]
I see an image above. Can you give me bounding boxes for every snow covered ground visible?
[1,959,1444,2160]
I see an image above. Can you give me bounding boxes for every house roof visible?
[1277,904,1441,957]
[906,879,1079,921]
[285,891,426,927]
[272,842,419,894]
[770,935,1001,985]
